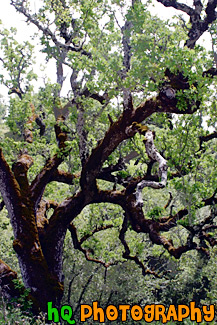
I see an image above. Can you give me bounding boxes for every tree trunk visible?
[0,148,65,312]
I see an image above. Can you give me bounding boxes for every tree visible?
[0,0,216,317]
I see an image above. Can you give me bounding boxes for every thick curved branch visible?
[156,0,217,49]
[50,169,80,185]
[44,72,203,275]
[158,208,188,231]
[123,192,195,258]
[79,64,202,192]
[156,0,194,15]
[81,87,199,192]
[30,156,63,206]
[125,200,197,259]
[80,99,157,191]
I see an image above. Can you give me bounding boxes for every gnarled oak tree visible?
[0,0,217,314]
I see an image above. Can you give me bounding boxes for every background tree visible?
[0,0,216,320]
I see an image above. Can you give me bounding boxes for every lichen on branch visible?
[132,122,168,206]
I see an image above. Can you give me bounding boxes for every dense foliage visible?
[0,0,217,323]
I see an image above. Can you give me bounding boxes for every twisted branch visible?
[68,223,116,268]
[131,123,168,206]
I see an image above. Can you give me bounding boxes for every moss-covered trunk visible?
[0,148,65,312]
[13,208,64,312]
